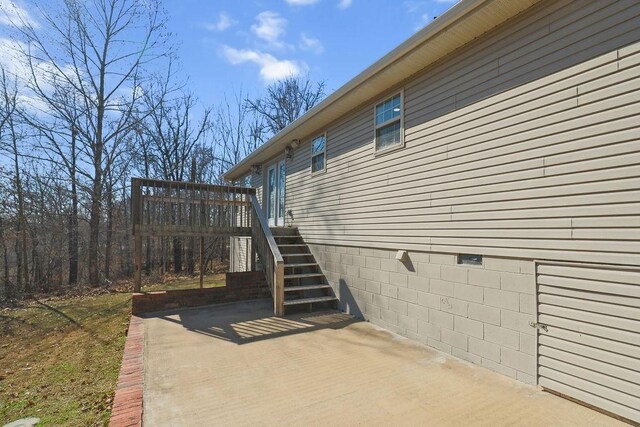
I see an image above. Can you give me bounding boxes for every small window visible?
[374,92,403,152]
[458,254,483,266]
[311,133,326,173]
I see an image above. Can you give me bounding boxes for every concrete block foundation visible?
[308,243,537,384]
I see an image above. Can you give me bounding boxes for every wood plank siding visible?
[281,0,640,266]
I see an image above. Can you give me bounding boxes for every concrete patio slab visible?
[142,299,622,426]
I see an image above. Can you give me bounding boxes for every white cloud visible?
[406,0,456,30]
[204,12,237,32]
[299,33,323,54]
[251,11,288,49]
[0,37,80,90]
[284,0,319,5]
[0,38,72,114]
[403,1,426,13]
[0,1,38,28]
[0,38,26,76]
[415,13,439,30]
[221,45,306,82]
[337,0,352,9]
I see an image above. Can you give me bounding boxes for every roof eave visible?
[223,0,539,181]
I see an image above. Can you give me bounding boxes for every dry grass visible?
[142,273,226,292]
[0,274,228,426]
[0,292,131,426]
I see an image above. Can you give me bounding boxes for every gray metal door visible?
[535,261,640,424]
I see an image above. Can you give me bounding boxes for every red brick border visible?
[109,316,144,427]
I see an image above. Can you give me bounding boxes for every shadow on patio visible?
[142,298,623,426]
[145,298,356,344]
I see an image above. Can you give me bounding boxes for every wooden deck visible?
[130,178,286,316]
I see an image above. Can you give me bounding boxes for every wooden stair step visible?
[284,273,324,279]
[283,296,338,306]
[278,244,307,247]
[285,263,318,268]
[282,253,312,257]
[284,284,332,292]
[269,227,298,236]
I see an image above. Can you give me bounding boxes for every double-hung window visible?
[374,92,403,152]
[311,133,326,173]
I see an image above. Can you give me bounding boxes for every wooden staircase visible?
[270,227,338,313]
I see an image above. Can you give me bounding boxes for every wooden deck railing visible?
[131,178,284,315]
[131,178,255,292]
[131,178,255,238]
[250,194,285,316]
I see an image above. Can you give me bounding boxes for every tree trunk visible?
[88,112,104,286]
[89,51,106,286]
[173,237,182,273]
[122,186,132,276]
[145,236,151,276]
[30,230,42,291]
[187,157,196,275]
[142,144,151,276]
[15,239,22,292]
[68,128,79,285]
[104,163,113,281]
[88,181,102,285]
[104,185,113,281]
[2,241,9,299]
[19,221,29,293]
[1,225,9,299]
[11,131,29,294]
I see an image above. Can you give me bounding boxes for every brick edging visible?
[109,315,144,427]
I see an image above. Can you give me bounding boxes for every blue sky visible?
[0,0,457,110]
[165,0,458,105]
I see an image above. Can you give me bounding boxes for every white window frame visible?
[310,132,327,175]
[373,89,405,155]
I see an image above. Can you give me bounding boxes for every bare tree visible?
[142,89,211,182]
[0,69,30,294]
[140,83,211,272]
[245,75,325,140]
[214,91,264,182]
[13,0,170,285]
[103,143,131,281]
[0,214,10,298]
[24,83,85,285]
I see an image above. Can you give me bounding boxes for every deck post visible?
[199,236,204,289]
[251,239,257,271]
[132,178,142,292]
[134,235,142,292]
[275,262,285,316]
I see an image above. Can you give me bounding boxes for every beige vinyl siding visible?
[285,0,640,266]
[250,172,263,208]
[536,262,640,423]
[230,237,250,272]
